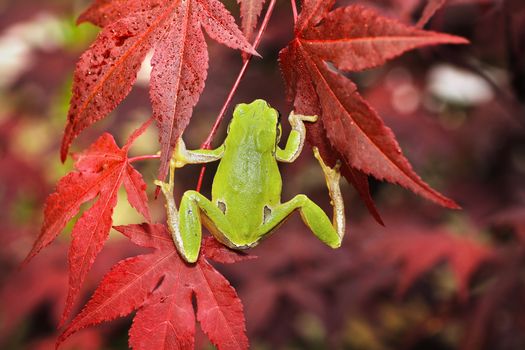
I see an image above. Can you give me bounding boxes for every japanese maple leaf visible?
[58,224,252,350]
[237,0,267,42]
[61,0,257,181]
[279,1,467,209]
[24,121,151,326]
[365,229,493,299]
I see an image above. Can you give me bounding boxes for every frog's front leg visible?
[172,138,224,168]
[156,139,226,263]
[276,112,318,163]
[254,147,345,248]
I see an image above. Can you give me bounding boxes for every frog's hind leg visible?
[156,161,232,263]
[254,195,344,248]
[156,187,234,263]
[181,190,237,259]
[254,148,345,248]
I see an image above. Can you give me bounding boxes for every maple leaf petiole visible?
[128,154,161,163]
[196,0,278,192]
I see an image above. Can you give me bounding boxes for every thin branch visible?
[416,0,446,28]
[129,154,161,163]
[291,0,298,24]
[196,0,278,191]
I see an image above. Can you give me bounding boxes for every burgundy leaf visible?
[280,3,466,209]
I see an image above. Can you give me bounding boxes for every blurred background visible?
[1,0,525,349]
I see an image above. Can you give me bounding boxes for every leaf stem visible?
[291,0,298,24]
[129,154,161,163]
[196,0,278,191]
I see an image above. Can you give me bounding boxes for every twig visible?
[129,154,160,163]
[291,0,298,24]
[196,0,278,191]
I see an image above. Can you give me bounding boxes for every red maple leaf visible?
[237,0,267,42]
[279,1,467,210]
[61,0,257,182]
[58,224,253,350]
[24,121,151,326]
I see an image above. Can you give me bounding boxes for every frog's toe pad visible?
[301,114,318,123]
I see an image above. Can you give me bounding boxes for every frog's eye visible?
[235,103,249,115]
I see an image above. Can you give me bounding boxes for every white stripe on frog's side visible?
[155,161,188,260]
[313,147,345,240]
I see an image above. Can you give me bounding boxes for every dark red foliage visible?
[0,239,141,349]
[363,228,493,299]
[279,1,465,210]
[32,329,102,350]
[5,0,525,349]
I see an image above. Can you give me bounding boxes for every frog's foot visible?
[313,147,341,192]
[172,138,189,168]
[313,147,345,240]
[155,158,176,192]
[172,137,224,167]
[290,112,318,125]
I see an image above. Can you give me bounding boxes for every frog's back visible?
[212,145,281,229]
[211,100,282,241]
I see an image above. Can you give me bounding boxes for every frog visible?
[155,99,345,263]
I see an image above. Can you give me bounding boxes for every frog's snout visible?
[249,99,271,113]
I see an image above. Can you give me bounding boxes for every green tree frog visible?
[156,99,345,263]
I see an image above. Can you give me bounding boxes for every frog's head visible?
[228,99,282,151]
